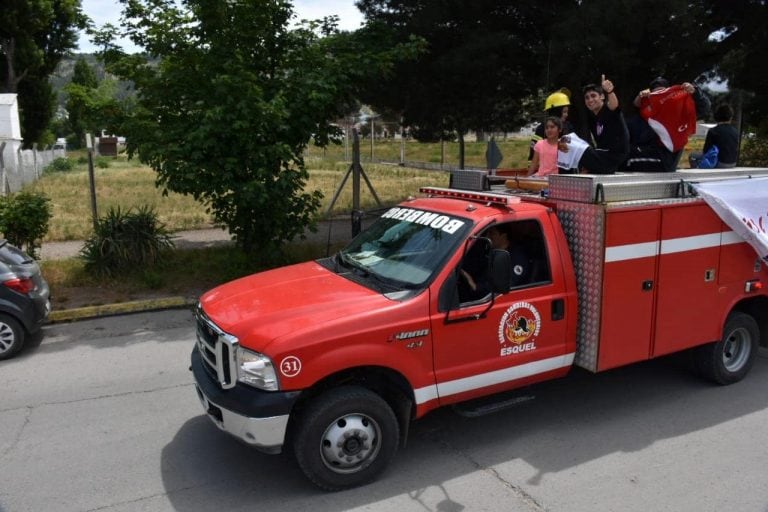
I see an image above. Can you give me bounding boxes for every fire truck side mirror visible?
[489,249,512,294]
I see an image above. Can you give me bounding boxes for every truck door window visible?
[456,220,550,305]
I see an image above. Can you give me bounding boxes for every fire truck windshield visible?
[338,207,472,288]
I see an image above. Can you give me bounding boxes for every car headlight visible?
[236,347,279,391]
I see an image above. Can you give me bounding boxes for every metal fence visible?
[0,141,65,195]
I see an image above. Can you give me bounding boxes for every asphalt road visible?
[2,310,768,512]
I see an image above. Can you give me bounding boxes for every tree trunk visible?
[1,37,22,93]
[458,131,465,170]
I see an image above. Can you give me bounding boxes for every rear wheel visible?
[0,313,25,361]
[292,386,399,491]
[696,312,758,385]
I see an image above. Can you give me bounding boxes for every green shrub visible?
[45,157,74,173]
[0,191,52,258]
[80,206,175,277]
[77,156,88,164]
[740,136,768,167]
[95,157,111,169]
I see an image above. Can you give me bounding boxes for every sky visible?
[77,0,365,53]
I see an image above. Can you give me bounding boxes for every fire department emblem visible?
[498,302,541,346]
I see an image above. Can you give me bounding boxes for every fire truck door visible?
[653,203,723,356]
[430,220,571,406]
[599,208,661,370]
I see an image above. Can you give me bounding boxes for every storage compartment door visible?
[598,208,660,371]
[653,204,722,356]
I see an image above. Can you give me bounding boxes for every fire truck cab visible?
[191,168,768,490]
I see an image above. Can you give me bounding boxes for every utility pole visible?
[326,129,382,237]
[86,133,98,231]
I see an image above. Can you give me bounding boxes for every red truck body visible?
[191,169,768,490]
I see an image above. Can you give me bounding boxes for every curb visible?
[47,296,197,324]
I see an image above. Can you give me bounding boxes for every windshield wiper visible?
[334,252,348,273]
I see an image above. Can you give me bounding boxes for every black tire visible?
[0,313,25,361]
[696,312,759,385]
[292,386,399,491]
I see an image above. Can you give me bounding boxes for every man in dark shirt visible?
[559,76,629,174]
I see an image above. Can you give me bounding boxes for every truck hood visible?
[199,260,390,347]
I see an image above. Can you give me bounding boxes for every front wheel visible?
[696,312,759,385]
[292,386,399,491]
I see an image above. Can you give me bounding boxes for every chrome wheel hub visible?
[320,413,381,474]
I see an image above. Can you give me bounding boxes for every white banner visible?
[693,177,768,265]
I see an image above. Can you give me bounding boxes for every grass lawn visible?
[32,151,454,241]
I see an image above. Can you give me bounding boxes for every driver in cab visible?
[459,225,531,301]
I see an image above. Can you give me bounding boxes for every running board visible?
[452,394,535,418]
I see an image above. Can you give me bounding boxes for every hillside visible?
[51,53,136,107]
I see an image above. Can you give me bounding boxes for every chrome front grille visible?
[195,305,239,389]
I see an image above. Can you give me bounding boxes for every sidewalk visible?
[39,228,235,261]
[44,217,374,324]
[40,214,376,261]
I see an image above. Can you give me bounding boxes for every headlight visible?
[236,348,279,391]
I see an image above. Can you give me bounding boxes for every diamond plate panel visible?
[549,169,768,204]
[555,201,605,371]
[450,170,488,191]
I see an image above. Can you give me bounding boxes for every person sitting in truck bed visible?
[558,76,629,174]
[623,76,710,172]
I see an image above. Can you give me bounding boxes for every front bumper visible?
[190,347,301,454]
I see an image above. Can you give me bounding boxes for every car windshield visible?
[338,206,472,288]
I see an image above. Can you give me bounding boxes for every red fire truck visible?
[191,169,768,490]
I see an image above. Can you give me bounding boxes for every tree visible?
[545,0,722,131]
[358,0,766,154]
[71,56,97,89]
[357,0,564,168]
[108,0,410,255]
[64,58,121,146]
[0,0,86,146]
[706,0,768,134]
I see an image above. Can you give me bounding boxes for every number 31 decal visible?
[280,356,302,377]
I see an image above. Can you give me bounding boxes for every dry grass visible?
[306,137,533,168]
[308,161,449,214]
[32,153,453,241]
[31,157,210,241]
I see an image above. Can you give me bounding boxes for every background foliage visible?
[0,0,86,146]
[105,0,417,257]
[79,205,174,277]
[0,190,52,257]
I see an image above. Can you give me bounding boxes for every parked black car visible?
[0,241,50,360]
